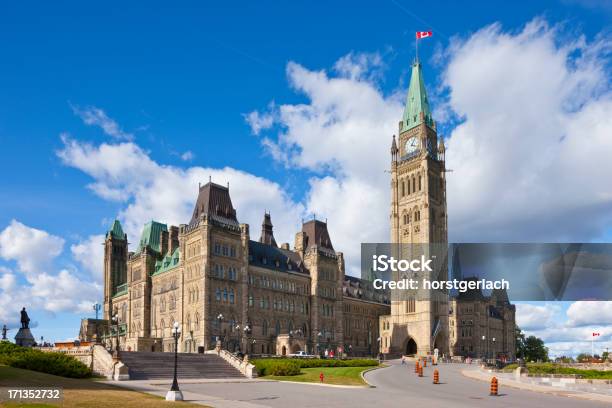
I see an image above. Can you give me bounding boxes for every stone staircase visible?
[119,351,245,380]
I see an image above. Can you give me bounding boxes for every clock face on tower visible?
[405,136,420,155]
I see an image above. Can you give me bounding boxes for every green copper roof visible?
[107,220,126,240]
[402,62,434,132]
[152,247,180,276]
[136,221,168,254]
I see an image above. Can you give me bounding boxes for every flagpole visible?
[415,35,419,63]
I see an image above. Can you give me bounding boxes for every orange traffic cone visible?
[433,369,439,384]
[490,377,498,396]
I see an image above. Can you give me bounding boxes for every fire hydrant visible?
[320,372,324,383]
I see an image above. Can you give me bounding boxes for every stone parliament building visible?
[94,60,515,360]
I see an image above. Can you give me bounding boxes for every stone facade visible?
[103,183,390,356]
[99,59,515,360]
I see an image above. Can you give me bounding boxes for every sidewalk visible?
[461,368,612,404]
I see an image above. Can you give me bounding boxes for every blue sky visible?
[0,1,611,356]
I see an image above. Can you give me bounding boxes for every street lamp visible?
[216,314,224,349]
[243,323,252,355]
[481,335,486,361]
[316,331,322,356]
[111,313,120,359]
[166,322,183,401]
[492,337,496,360]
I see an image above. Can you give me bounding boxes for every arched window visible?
[275,320,281,336]
[262,320,268,336]
[412,176,416,192]
[418,174,422,191]
[407,176,411,194]
[229,289,235,304]
[215,288,221,301]
[401,180,405,196]
[223,288,228,302]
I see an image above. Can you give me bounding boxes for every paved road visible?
[140,360,609,407]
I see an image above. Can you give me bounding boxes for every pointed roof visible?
[401,62,434,132]
[189,182,238,227]
[302,219,334,252]
[136,220,168,254]
[259,212,277,247]
[107,220,126,241]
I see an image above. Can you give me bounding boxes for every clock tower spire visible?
[384,59,449,358]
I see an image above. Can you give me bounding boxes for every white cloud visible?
[57,138,305,248]
[71,234,105,282]
[0,221,102,325]
[71,104,133,140]
[180,150,195,161]
[567,301,612,327]
[0,220,64,276]
[516,303,560,330]
[441,19,612,241]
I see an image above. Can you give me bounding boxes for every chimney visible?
[160,229,169,256]
[169,226,179,254]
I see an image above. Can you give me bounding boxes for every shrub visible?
[0,343,92,378]
[252,358,378,376]
[269,361,301,376]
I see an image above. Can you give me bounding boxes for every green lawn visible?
[264,366,376,386]
[0,365,192,407]
[503,363,612,379]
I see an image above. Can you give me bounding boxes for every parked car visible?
[289,350,316,358]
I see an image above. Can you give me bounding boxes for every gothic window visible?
[223,288,228,302]
[412,176,416,192]
[260,297,265,308]
[229,289,235,304]
[401,180,405,197]
[418,174,422,191]
[215,288,221,302]
[407,177,411,194]
[248,294,254,307]
[275,320,281,336]
[262,320,268,336]
[169,294,176,310]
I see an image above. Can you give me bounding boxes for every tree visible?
[576,353,592,362]
[602,351,609,361]
[515,326,526,359]
[523,335,548,362]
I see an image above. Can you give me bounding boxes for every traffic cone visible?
[490,377,498,396]
[433,369,439,384]
[418,365,423,377]
[415,361,420,373]
[423,358,427,367]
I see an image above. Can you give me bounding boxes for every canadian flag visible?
[416,31,433,39]
[593,332,600,337]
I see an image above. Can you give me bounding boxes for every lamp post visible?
[481,335,486,361]
[492,337,496,360]
[316,331,322,356]
[216,314,224,349]
[111,313,120,359]
[166,322,183,401]
[243,323,252,355]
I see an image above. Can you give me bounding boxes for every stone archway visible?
[281,345,287,356]
[405,337,417,356]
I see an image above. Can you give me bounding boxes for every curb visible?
[461,369,612,404]
[360,364,389,388]
[257,378,368,388]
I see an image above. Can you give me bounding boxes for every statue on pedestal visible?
[1,324,7,340]
[15,307,35,347]
[21,307,30,329]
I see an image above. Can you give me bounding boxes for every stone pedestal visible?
[165,390,183,401]
[15,328,35,347]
